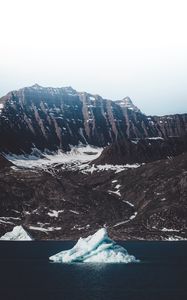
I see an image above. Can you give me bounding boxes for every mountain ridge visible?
[93,136,187,165]
[0,84,187,154]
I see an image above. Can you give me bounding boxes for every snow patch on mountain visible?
[108,189,121,197]
[161,228,180,232]
[50,228,139,263]
[47,210,64,218]
[0,103,4,114]
[0,219,14,225]
[163,236,187,241]
[29,225,61,232]
[123,200,135,207]
[80,163,140,174]
[146,137,164,140]
[6,145,103,169]
[6,146,140,173]
[113,212,137,228]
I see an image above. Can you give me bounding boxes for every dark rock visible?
[0,155,13,169]
[94,136,187,165]
[0,85,187,154]
[0,152,186,240]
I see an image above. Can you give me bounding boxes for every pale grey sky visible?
[0,0,187,115]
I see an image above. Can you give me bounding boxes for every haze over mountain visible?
[1,0,187,115]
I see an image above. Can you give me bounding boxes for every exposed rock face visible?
[0,84,187,154]
[0,154,13,169]
[0,152,186,240]
[94,136,187,165]
[148,114,187,138]
[0,85,126,153]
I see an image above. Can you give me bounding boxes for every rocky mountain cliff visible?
[0,84,187,154]
[94,136,187,165]
[0,85,187,241]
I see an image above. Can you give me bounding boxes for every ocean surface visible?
[0,241,187,300]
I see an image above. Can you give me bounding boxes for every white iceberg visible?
[50,228,139,263]
[0,225,33,241]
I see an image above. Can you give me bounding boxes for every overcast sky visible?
[0,0,187,115]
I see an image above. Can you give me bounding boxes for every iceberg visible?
[50,228,139,263]
[0,225,33,241]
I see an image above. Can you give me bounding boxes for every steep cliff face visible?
[0,85,126,153]
[0,84,187,154]
[147,114,187,138]
[94,136,187,165]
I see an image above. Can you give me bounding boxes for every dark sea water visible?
[0,241,187,300]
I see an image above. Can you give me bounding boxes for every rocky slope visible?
[0,154,13,169]
[0,84,187,154]
[94,136,187,165]
[0,152,186,240]
[0,84,187,241]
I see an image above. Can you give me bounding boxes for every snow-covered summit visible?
[0,225,33,241]
[50,228,138,263]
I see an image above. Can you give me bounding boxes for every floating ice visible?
[0,225,33,241]
[50,228,139,263]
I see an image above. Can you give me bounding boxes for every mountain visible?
[94,136,187,165]
[0,154,13,169]
[0,84,187,154]
[115,96,142,113]
[0,84,186,241]
[0,152,186,240]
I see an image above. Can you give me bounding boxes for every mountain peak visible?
[31,83,43,89]
[28,84,77,95]
[115,97,141,113]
